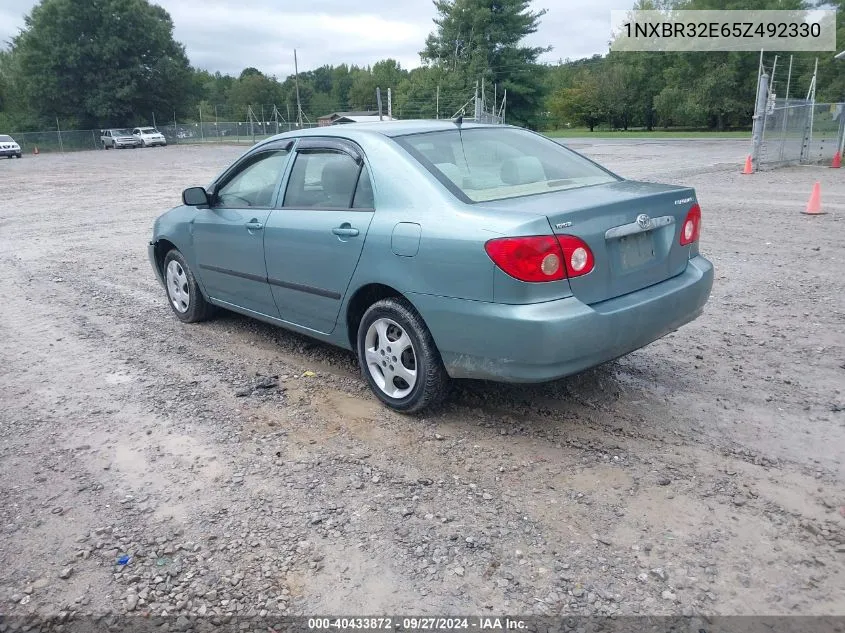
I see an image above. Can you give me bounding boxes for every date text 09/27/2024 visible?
[307,617,528,630]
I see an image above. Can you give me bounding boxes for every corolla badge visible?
[636,213,651,229]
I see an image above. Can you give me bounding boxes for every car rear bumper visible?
[409,255,714,382]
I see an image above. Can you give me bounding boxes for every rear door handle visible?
[332,225,359,237]
[245,220,264,231]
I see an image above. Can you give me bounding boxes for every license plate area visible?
[618,231,656,270]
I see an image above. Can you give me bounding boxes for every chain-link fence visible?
[755,98,845,169]
[7,120,319,154]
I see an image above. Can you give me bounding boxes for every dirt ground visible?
[0,138,843,624]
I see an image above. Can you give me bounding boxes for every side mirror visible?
[182,186,210,207]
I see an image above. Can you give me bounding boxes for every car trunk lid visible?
[487,180,699,305]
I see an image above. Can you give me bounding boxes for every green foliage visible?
[1,0,841,135]
[420,0,550,126]
[8,0,193,128]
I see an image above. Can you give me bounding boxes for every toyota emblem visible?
[636,213,651,229]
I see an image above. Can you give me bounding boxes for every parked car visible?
[101,129,141,149]
[132,127,167,147]
[0,134,22,158]
[148,121,713,412]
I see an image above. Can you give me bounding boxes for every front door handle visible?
[245,220,264,231]
[332,225,359,237]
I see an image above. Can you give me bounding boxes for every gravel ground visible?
[0,139,843,624]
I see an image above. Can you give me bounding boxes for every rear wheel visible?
[162,249,215,323]
[357,297,449,413]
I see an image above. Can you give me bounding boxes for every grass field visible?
[544,128,751,139]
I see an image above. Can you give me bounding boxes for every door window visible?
[352,165,374,209]
[283,151,364,209]
[215,149,290,209]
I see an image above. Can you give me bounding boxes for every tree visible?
[9,0,193,128]
[549,71,603,131]
[420,0,550,126]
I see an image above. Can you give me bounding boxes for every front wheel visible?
[162,249,215,323]
[357,297,449,413]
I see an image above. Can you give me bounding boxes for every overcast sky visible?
[0,0,622,77]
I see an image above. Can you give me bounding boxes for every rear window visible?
[395,128,619,203]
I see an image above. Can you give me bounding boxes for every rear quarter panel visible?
[344,135,555,304]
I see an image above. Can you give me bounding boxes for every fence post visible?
[56,118,64,153]
[750,72,769,171]
[838,103,845,157]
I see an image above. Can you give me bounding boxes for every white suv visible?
[0,134,22,159]
[132,127,167,147]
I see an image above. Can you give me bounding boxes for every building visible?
[317,111,395,126]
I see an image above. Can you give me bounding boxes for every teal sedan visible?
[148,121,713,412]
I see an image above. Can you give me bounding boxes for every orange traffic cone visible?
[33,146,39,155]
[832,151,841,168]
[802,181,826,215]
[742,155,753,174]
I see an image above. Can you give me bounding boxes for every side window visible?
[283,151,360,209]
[352,165,374,209]
[215,149,290,209]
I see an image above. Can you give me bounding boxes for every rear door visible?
[192,142,292,316]
[264,138,375,333]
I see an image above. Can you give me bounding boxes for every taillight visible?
[680,203,701,245]
[557,235,595,278]
[484,235,594,282]
[484,236,565,282]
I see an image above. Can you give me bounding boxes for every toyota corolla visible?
[148,121,713,412]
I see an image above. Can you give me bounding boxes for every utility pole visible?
[481,77,485,121]
[474,80,480,120]
[199,106,204,142]
[387,88,392,119]
[377,87,383,120]
[294,49,303,127]
[436,85,440,119]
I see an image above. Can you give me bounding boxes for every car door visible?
[264,139,375,333]
[191,141,293,317]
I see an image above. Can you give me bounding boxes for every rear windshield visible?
[395,127,619,203]
[139,128,158,133]
[0,135,13,142]
[113,129,132,135]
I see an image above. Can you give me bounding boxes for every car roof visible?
[258,119,516,146]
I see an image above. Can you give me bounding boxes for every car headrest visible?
[501,156,545,185]
[435,162,463,186]
[321,158,358,199]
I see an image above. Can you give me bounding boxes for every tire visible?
[162,249,215,323]
[15,153,21,159]
[103,143,110,150]
[356,297,449,413]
